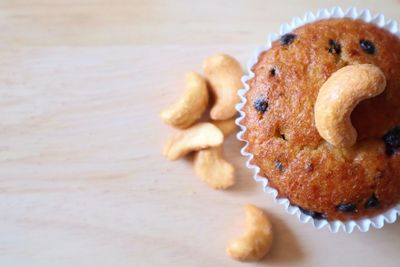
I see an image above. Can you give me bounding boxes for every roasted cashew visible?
[163,122,223,160]
[203,54,243,120]
[212,118,238,137]
[160,72,208,129]
[315,64,386,147]
[193,146,235,189]
[226,204,273,262]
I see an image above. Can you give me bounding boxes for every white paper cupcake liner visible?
[235,6,400,233]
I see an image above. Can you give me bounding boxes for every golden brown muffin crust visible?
[242,18,400,221]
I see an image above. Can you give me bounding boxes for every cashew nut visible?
[163,122,224,160]
[160,72,208,129]
[315,64,386,147]
[212,118,238,137]
[193,146,235,189]
[203,54,243,120]
[226,204,273,262]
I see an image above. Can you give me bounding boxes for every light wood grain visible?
[1,1,400,266]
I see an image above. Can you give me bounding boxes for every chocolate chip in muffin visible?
[365,194,380,209]
[270,67,277,77]
[328,39,341,55]
[254,98,268,113]
[383,125,400,155]
[360,39,376,54]
[299,207,326,220]
[280,33,296,46]
[336,203,358,213]
[275,160,284,172]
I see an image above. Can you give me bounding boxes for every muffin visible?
[239,18,400,221]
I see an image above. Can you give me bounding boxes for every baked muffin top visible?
[241,18,400,221]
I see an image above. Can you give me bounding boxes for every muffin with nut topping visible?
[240,18,400,221]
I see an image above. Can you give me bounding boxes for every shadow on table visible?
[260,212,306,265]
[375,217,400,235]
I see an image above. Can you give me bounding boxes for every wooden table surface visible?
[1,0,400,266]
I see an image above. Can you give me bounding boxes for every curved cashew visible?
[203,54,243,120]
[163,122,223,160]
[193,146,235,189]
[160,72,208,129]
[212,118,238,137]
[315,64,386,147]
[226,204,273,262]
